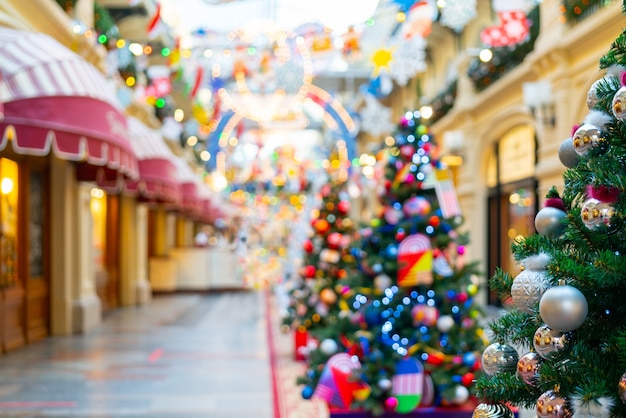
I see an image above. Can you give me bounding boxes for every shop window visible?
[90,188,107,272]
[486,126,538,306]
[0,159,19,289]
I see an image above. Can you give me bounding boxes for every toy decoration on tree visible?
[473,5,626,417]
[298,111,486,415]
[480,0,532,48]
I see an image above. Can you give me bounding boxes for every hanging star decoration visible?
[371,47,395,77]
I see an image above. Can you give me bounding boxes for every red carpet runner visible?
[266,289,329,418]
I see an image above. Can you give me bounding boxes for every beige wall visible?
[423,0,623,299]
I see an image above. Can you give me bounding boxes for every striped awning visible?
[126,117,181,204]
[173,156,204,216]
[0,28,138,183]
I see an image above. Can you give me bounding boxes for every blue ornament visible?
[385,244,398,258]
[463,352,477,367]
[301,386,314,399]
[372,263,383,273]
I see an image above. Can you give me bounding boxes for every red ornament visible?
[337,269,347,279]
[337,200,350,214]
[461,372,475,387]
[400,145,414,159]
[327,232,343,250]
[428,216,440,228]
[396,229,406,241]
[425,352,445,366]
[303,240,314,253]
[457,292,468,303]
[303,265,316,278]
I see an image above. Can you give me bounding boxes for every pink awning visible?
[173,156,204,216]
[0,28,138,184]
[125,117,180,204]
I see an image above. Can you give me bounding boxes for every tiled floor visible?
[0,291,274,417]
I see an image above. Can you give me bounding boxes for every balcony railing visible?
[466,6,540,92]
[561,0,616,23]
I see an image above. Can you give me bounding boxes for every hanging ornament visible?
[535,189,568,238]
[619,372,626,404]
[401,1,437,39]
[412,304,439,327]
[327,233,343,250]
[511,253,551,314]
[392,358,424,413]
[536,389,572,418]
[303,240,314,253]
[337,200,350,215]
[517,352,541,385]
[397,234,433,287]
[436,315,455,333]
[320,288,338,305]
[539,281,588,332]
[533,325,567,359]
[480,3,529,48]
[612,86,626,121]
[472,402,515,418]
[558,137,580,168]
[587,78,603,110]
[571,110,612,157]
[384,207,404,225]
[320,338,339,355]
[374,274,392,291]
[481,343,519,376]
[581,198,615,230]
[403,196,431,216]
[378,378,393,391]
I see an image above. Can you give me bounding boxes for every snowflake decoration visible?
[275,61,305,94]
[359,95,395,137]
[439,0,477,33]
[389,35,427,86]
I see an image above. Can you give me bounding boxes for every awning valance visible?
[0,28,138,183]
[126,117,180,204]
[173,156,204,216]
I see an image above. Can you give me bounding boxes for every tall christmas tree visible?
[298,111,486,415]
[473,6,626,417]
[282,179,362,358]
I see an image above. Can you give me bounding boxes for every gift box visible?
[294,327,308,361]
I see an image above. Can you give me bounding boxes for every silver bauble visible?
[612,86,626,121]
[517,351,541,385]
[481,343,518,376]
[619,372,626,404]
[511,268,550,314]
[320,338,339,355]
[374,274,392,291]
[558,137,580,168]
[535,206,567,239]
[539,284,588,332]
[533,325,567,359]
[472,403,515,418]
[572,123,606,156]
[536,389,572,418]
[581,198,615,230]
[378,377,392,391]
[587,78,602,110]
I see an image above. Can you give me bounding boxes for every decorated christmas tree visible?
[281,179,362,359]
[473,6,626,417]
[298,111,486,415]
